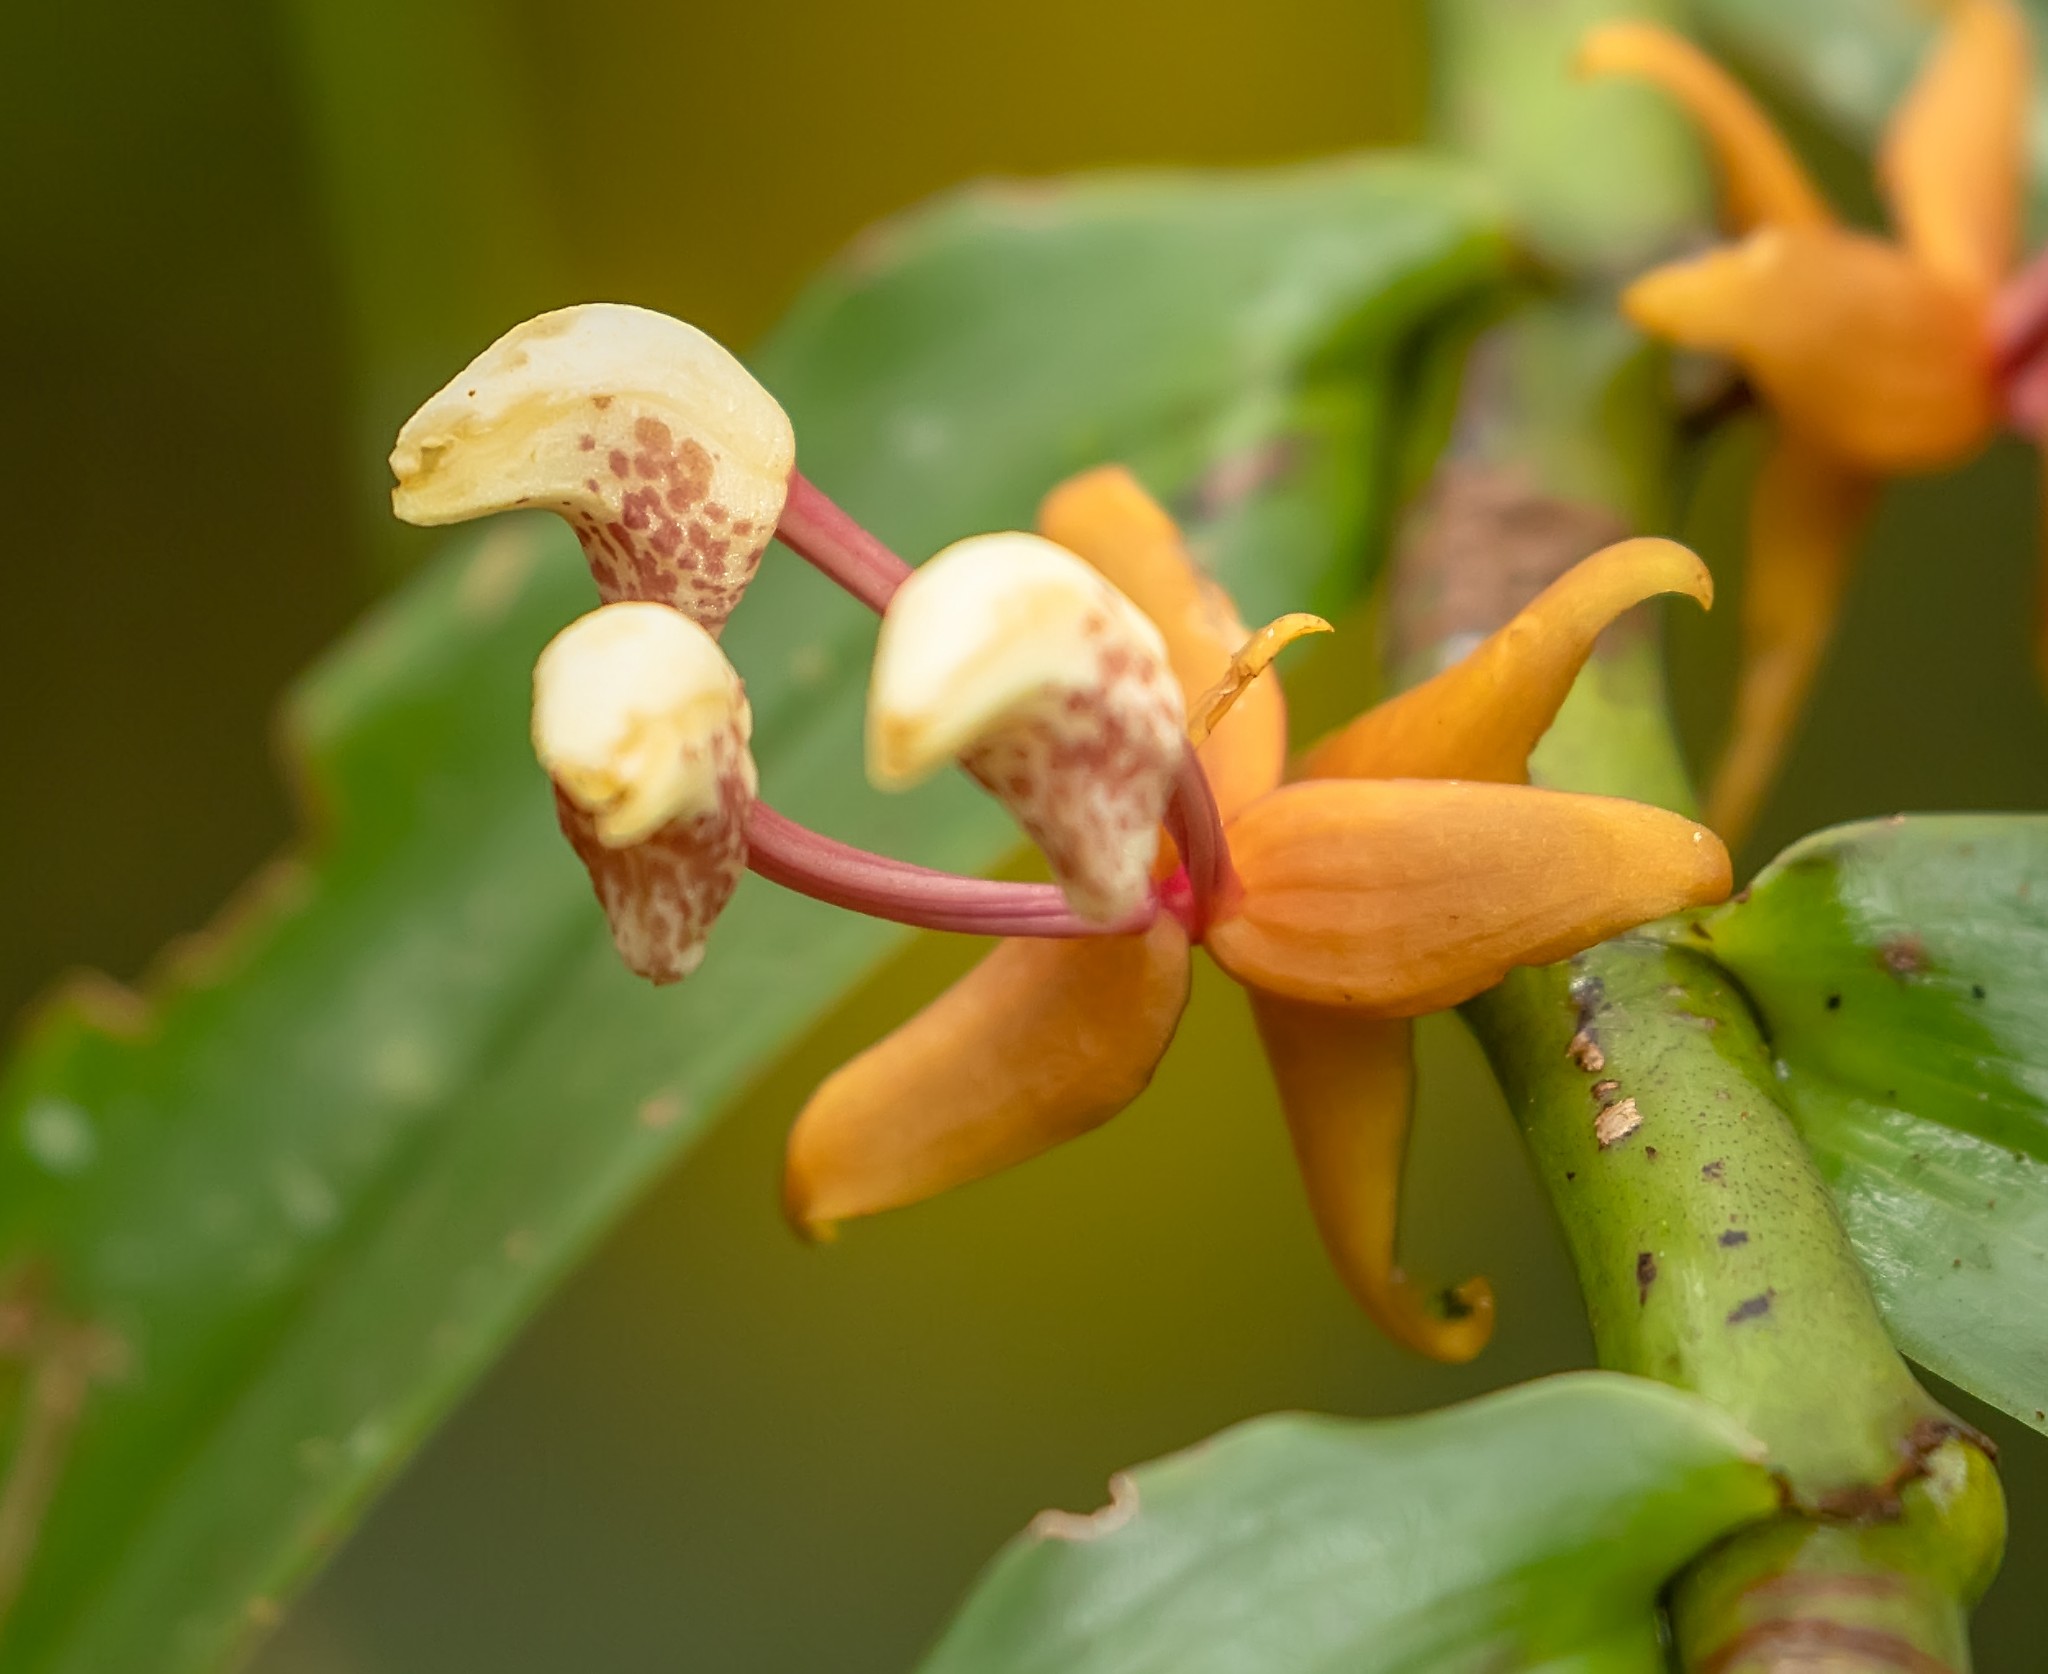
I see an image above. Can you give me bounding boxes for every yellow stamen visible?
[1187,613,1332,748]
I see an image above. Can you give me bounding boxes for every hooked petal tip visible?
[1304,537,1711,785]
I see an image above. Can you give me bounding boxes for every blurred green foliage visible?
[4,1,2048,1672]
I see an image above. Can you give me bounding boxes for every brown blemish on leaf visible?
[637,1090,689,1131]
[1879,934,1929,977]
[1594,1097,1642,1147]
[1030,1471,1140,1542]
[1636,1250,1658,1304]
[1591,1078,1621,1100]
[1568,1030,1607,1073]
[1720,1229,1750,1247]
[1702,1159,1726,1181]
[0,1272,128,1635]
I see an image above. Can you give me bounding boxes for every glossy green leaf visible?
[918,1372,1775,1674]
[1703,816,2048,1437]
[0,157,1509,1673]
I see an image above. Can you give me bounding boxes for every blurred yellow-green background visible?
[4,2,2047,1670]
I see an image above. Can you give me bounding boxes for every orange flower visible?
[785,468,1727,1361]
[1580,3,2032,843]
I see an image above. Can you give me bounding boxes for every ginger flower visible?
[1580,2,2035,843]
[393,305,1729,1360]
[786,468,1727,1361]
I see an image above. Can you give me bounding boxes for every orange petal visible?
[1623,225,1997,473]
[1302,538,1711,784]
[1038,466,1285,820]
[1880,0,2030,302]
[1250,995,1494,1362]
[1707,430,1876,846]
[1577,21,1833,233]
[783,918,1190,1237]
[1208,779,1731,1014]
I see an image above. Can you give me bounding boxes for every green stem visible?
[1467,947,2002,1671]
[1411,303,2004,1671]
[1422,4,2008,1659]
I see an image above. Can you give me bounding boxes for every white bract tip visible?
[867,532,1186,922]
[532,602,757,984]
[534,602,751,846]
[391,304,795,635]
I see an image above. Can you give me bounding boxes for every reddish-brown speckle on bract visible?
[557,407,772,635]
[550,717,756,984]
[962,630,1180,921]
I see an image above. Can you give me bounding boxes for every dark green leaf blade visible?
[0,157,1510,1673]
[918,1372,1775,1674]
[1705,815,2048,1436]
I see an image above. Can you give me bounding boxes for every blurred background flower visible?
[3,2,2046,1670]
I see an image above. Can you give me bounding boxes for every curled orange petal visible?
[1250,995,1494,1362]
[783,918,1190,1237]
[1038,466,1285,820]
[1881,0,2030,302]
[1707,430,1875,846]
[1623,226,1997,473]
[1578,21,1833,233]
[1303,538,1711,784]
[1208,779,1731,1014]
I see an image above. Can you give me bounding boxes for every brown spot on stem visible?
[1568,1030,1606,1073]
[1591,1078,1621,1100]
[1594,1097,1642,1147]
[1726,1289,1775,1324]
[1636,1250,1657,1303]
[1697,1621,1956,1674]
[1702,1159,1726,1181]
[1719,1229,1749,1247]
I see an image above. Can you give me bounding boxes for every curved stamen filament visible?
[1163,749,1238,938]
[775,472,915,612]
[746,804,1156,937]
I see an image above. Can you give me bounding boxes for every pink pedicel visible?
[774,472,916,613]
[759,489,1231,943]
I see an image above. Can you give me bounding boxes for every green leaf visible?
[918,1372,1776,1674]
[0,156,1510,1674]
[1703,815,2048,1437]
